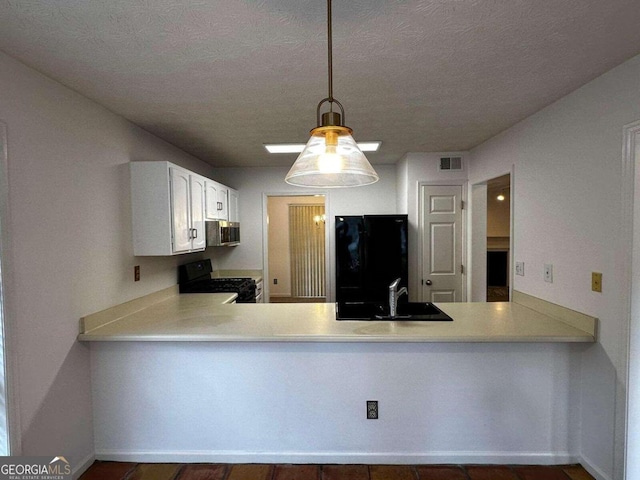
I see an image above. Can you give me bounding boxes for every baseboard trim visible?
[73,452,96,480]
[579,453,612,480]
[95,450,579,465]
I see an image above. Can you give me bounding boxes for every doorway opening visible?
[486,174,511,301]
[470,172,512,302]
[266,195,327,303]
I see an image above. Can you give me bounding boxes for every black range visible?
[178,259,256,303]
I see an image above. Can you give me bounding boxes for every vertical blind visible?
[289,205,326,298]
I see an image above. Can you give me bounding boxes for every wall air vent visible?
[439,156,463,171]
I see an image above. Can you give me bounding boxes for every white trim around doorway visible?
[0,121,20,456]
[623,120,640,479]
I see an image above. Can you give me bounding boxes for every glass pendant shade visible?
[284,0,378,188]
[285,126,379,187]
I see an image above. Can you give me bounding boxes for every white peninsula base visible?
[82,288,596,465]
[90,340,586,465]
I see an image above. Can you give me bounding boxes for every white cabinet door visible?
[228,188,239,222]
[205,180,220,221]
[190,175,206,250]
[216,185,229,220]
[170,167,193,253]
[205,180,229,220]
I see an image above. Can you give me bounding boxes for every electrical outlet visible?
[515,262,525,276]
[134,265,140,282]
[544,264,553,283]
[366,400,378,419]
[592,272,602,292]
[273,278,278,285]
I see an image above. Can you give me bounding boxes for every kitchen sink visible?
[336,301,452,321]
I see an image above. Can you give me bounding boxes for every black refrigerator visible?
[335,214,408,303]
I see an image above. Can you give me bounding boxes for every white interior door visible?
[420,184,464,302]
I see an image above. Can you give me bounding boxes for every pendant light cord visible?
[315,0,345,126]
[327,0,333,105]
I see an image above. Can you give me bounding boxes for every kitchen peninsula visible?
[79,290,595,466]
[79,287,595,343]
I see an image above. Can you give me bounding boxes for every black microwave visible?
[206,220,240,246]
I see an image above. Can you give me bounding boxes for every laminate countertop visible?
[78,288,596,343]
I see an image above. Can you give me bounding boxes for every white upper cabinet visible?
[131,162,233,256]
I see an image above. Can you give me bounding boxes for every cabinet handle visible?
[192,228,197,239]
[217,202,223,211]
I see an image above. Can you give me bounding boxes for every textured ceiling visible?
[1,0,640,167]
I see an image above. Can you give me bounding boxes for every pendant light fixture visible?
[285,0,379,188]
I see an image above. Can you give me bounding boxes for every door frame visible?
[262,192,331,303]
[0,122,18,455]
[417,180,468,302]
[623,120,640,479]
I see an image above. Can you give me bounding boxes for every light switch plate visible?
[515,262,525,276]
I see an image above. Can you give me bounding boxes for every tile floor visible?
[79,462,595,480]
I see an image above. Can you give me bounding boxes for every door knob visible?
[425,279,432,286]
